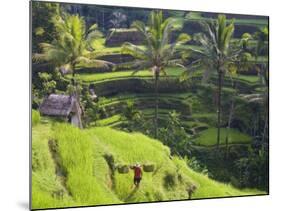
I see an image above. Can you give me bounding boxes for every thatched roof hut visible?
[39,94,83,128]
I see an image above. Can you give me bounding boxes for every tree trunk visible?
[154,71,159,139]
[261,102,268,148]
[225,80,237,158]
[225,97,235,159]
[216,71,223,149]
[71,62,76,85]
[258,65,268,149]
[102,8,105,31]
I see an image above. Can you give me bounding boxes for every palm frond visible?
[122,42,150,60]
[88,23,98,32]
[87,30,103,42]
[176,33,191,44]
[75,56,114,69]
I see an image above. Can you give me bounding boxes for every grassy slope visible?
[32,122,264,209]
[32,123,74,208]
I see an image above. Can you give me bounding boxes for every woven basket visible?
[143,164,155,172]
[117,165,129,174]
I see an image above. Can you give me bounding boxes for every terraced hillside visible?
[32,121,264,209]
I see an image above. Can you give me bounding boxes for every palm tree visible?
[122,10,190,138]
[254,27,269,86]
[186,15,238,149]
[252,27,269,146]
[224,34,254,157]
[109,10,127,30]
[107,10,128,41]
[33,13,113,84]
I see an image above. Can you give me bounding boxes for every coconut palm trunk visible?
[261,66,269,147]
[216,70,223,149]
[188,15,235,150]
[262,90,268,148]
[121,11,189,138]
[154,70,160,139]
[71,61,77,85]
[72,63,76,78]
[225,97,235,158]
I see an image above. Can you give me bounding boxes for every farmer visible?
[130,163,142,188]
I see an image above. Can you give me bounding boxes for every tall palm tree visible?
[186,15,238,149]
[253,27,269,146]
[254,27,269,86]
[224,33,254,157]
[33,13,113,83]
[122,11,190,138]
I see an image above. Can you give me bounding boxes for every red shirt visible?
[134,166,142,178]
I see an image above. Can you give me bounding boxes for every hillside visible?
[32,121,264,210]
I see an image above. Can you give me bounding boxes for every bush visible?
[32,109,41,126]
[186,157,209,176]
[163,171,177,189]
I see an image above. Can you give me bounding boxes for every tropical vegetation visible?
[31,2,269,210]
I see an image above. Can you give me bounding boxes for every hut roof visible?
[39,94,79,117]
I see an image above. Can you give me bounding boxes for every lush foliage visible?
[33,12,112,78]
[32,2,60,52]
[159,111,192,156]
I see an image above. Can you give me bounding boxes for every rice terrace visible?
[31,1,269,210]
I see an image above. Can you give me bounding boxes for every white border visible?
[1,0,280,211]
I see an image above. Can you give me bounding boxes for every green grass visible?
[32,122,264,209]
[70,65,260,87]
[235,75,260,83]
[186,16,268,27]
[230,18,268,26]
[172,157,263,198]
[99,94,191,109]
[195,128,252,146]
[75,70,152,82]
[54,124,120,205]
[90,38,145,54]
[99,93,193,106]
[91,38,123,54]
[71,67,185,82]
[32,123,74,209]
[96,114,122,126]
[32,109,41,126]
